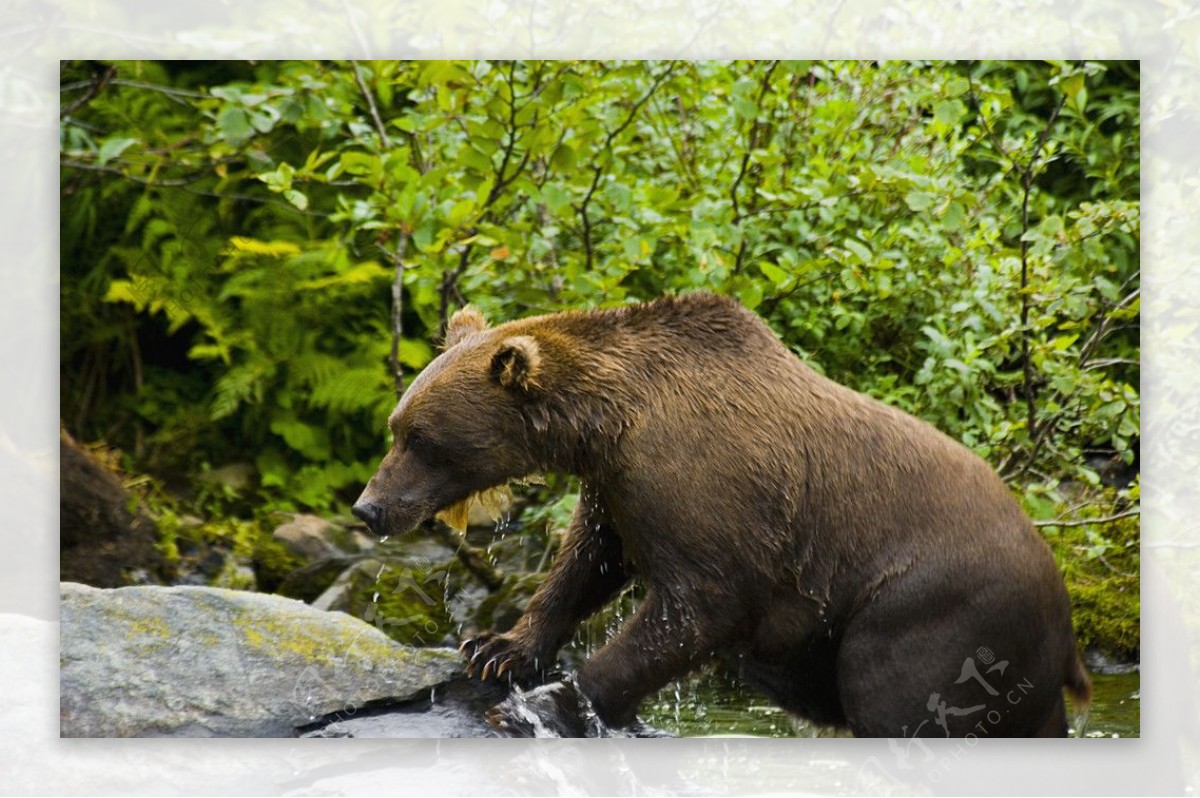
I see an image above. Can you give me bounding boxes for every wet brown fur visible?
[356,292,1089,736]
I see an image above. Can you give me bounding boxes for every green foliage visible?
[61,60,1139,654]
[1037,483,1141,656]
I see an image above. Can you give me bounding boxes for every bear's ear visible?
[491,335,542,393]
[444,306,489,350]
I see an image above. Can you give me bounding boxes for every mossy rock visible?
[60,582,461,737]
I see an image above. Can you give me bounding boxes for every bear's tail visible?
[1065,648,1092,708]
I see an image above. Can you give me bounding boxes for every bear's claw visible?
[459,631,544,684]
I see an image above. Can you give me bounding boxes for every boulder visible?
[59,582,461,737]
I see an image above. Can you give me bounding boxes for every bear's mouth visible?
[434,485,513,533]
[432,474,545,533]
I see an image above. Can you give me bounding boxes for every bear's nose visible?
[352,501,383,534]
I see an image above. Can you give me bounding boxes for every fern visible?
[308,365,391,415]
[288,351,344,391]
[269,414,332,461]
[296,260,390,291]
[211,358,274,420]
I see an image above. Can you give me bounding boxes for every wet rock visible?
[488,678,672,738]
[301,676,672,739]
[311,558,381,613]
[272,514,372,562]
[59,582,461,737]
[277,555,358,604]
[301,677,509,738]
[1085,646,1140,676]
[268,515,378,601]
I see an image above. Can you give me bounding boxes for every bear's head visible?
[352,307,546,538]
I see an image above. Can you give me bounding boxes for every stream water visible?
[638,669,1140,738]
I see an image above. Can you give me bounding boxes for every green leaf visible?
[844,238,872,264]
[1061,73,1088,113]
[905,191,935,212]
[737,282,764,310]
[217,107,254,145]
[269,417,332,461]
[945,76,970,97]
[550,143,577,172]
[934,99,964,126]
[283,189,308,211]
[758,260,789,287]
[460,146,493,174]
[941,200,965,230]
[541,184,572,214]
[255,448,289,488]
[97,137,137,167]
[398,338,434,369]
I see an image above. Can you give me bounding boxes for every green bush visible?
[61,59,1139,653]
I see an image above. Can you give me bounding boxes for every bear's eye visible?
[405,428,431,453]
[406,428,452,465]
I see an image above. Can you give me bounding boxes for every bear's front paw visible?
[459,630,549,684]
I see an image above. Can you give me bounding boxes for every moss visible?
[122,613,172,642]
[154,508,182,564]
[91,602,174,654]
[232,607,403,667]
[474,573,546,632]
[340,557,468,647]
[1042,490,1140,658]
[251,533,304,592]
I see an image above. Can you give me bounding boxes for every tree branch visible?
[388,234,409,398]
[60,62,116,118]
[61,159,333,216]
[576,62,678,271]
[730,60,780,274]
[1034,507,1140,528]
[1017,92,1067,455]
[350,60,392,149]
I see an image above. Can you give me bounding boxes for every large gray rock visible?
[59,582,461,737]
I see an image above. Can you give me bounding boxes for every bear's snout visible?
[351,500,384,534]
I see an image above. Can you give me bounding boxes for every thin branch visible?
[577,62,678,270]
[731,60,780,274]
[61,159,332,216]
[1017,92,1068,453]
[108,78,209,100]
[388,234,409,398]
[1082,358,1139,372]
[439,63,523,328]
[1079,282,1140,368]
[61,158,203,187]
[966,66,1013,167]
[648,91,700,192]
[484,61,522,207]
[350,60,391,149]
[60,63,116,118]
[730,60,779,223]
[1034,507,1140,528]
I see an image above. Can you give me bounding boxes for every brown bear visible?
[353,292,1090,737]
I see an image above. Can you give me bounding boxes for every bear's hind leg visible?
[835,585,1071,738]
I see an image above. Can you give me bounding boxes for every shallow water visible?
[639,669,1140,738]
